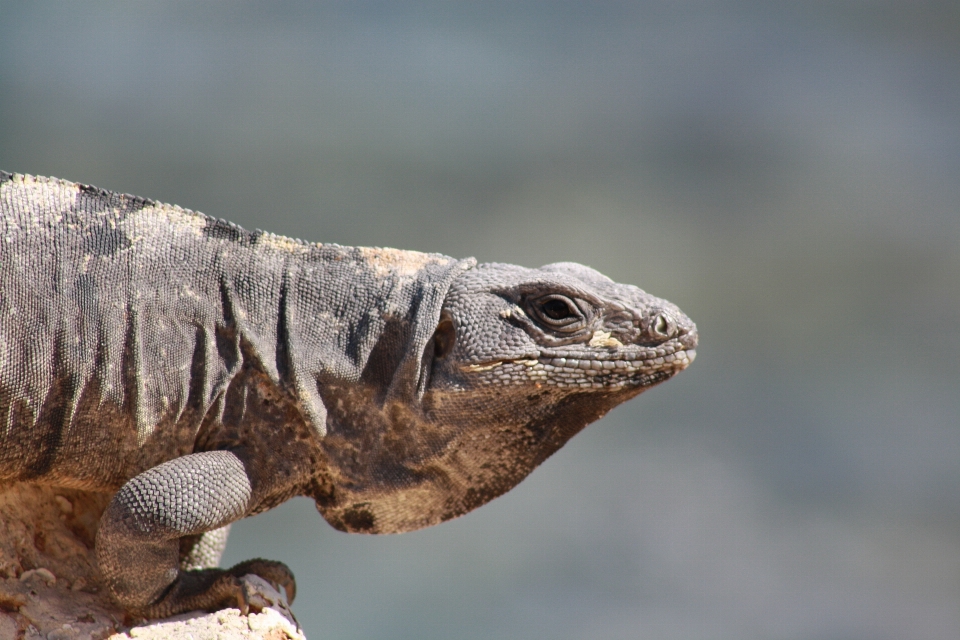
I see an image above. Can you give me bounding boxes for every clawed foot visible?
[228,558,299,627]
[136,558,297,624]
[237,573,300,628]
[227,558,296,607]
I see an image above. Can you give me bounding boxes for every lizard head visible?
[428,261,697,395]
[316,260,697,534]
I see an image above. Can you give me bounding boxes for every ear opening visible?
[385,257,476,404]
[432,312,456,360]
[414,312,456,398]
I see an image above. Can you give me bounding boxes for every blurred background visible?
[2,2,959,638]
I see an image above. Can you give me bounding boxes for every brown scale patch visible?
[193,366,325,516]
[337,503,377,533]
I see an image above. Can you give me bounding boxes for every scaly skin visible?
[0,172,697,618]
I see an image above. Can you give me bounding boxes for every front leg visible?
[180,524,231,571]
[96,450,295,618]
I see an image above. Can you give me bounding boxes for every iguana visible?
[0,172,697,619]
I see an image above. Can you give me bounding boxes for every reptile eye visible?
[541,298,576,320]
[531,295,585,332]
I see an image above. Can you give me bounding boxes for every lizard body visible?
[0,172,697,618]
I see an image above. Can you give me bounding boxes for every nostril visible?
[654,315,668,335]
[649,313,676,340]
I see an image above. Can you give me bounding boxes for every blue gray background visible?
[2,2,959,639]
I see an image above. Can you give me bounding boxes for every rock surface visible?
[0,484,304,640]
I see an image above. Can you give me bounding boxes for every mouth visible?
[461,340,697,390]
[535,342,697,388]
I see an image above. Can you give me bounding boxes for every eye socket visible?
[531,294,585,331]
